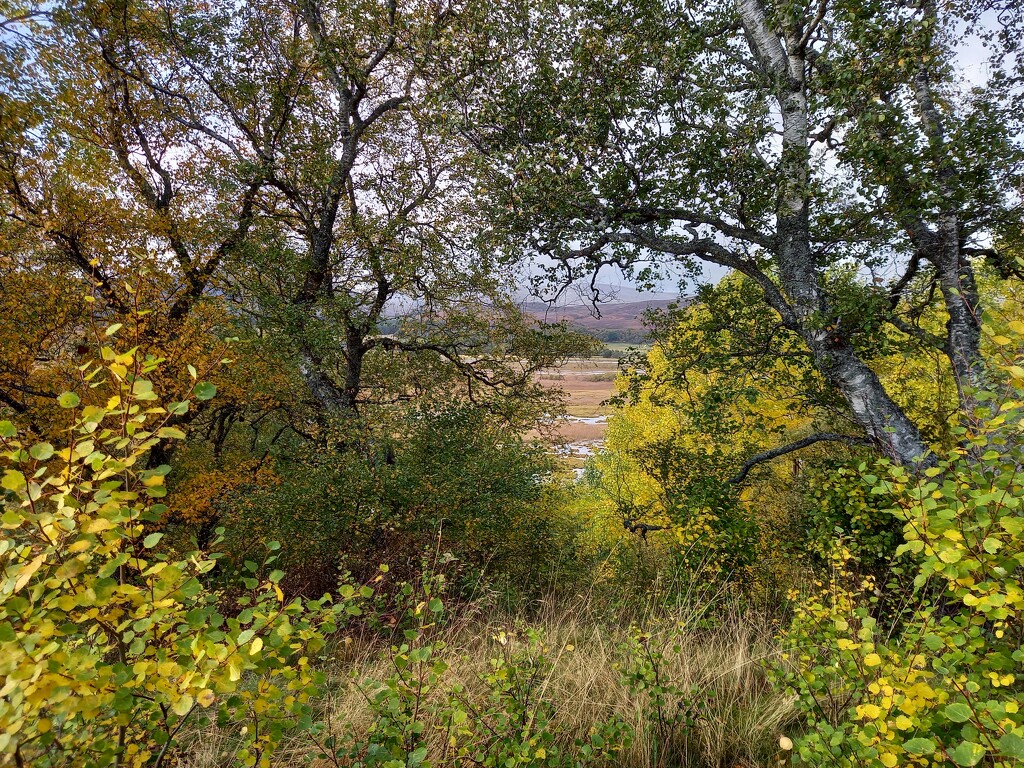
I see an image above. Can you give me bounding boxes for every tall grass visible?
[181,589,796,768]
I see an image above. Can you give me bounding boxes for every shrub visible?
[0,342,354,767]
[799,462,905,573]
[778,351,1024,766]
[212,404,561,599]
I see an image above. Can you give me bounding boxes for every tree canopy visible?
[471,0,1024,464]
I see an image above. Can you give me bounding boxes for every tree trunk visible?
[911,56,986,409]
[804,331,931,463]
[298,343,353,417]
[738,0,931,465]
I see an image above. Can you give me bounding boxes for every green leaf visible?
[29,442,54,461]
[143,532,163,549]
[2,471,26,491]
[132,380,156,400]
[168,401,190,415]
[948,741,986,766]
[998,734,1024,760]
[81,405,106,424]
[58,392,80,409]
[105,323,123,336]
[903,738,935,756]
[944,703,973,723]
[1001,517,1024,535]
[0,421,15,438]
[195,382,217,400]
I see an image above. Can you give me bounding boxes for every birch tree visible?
[0,0,588,435]
[473,0,1024,465]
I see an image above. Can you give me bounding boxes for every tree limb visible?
[727,432,873,485]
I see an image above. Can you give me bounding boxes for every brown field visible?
[556,420,606,442]
[534,358,620,463]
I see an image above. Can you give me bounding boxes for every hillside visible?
[521,298,684,341]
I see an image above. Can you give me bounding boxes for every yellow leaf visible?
[857,704,882,719]
[863,653,882,667]
[14,554,45,593]
[171,693,194,716]
[249,637,264,656]
[84,518,117,533]
[197,689,216,707]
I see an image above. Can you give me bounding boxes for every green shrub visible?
[214,404,562,598]
[778,352,1024,766]
[799,461,904,572]
[0,343,355,767]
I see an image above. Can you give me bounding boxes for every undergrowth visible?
[180,586,796,768]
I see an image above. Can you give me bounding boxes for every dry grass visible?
[552,421,606,442]
[181,598,796,768]
[545,378,618,411]
[536,358,620,416]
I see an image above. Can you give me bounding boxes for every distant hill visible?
[522,297,687,342]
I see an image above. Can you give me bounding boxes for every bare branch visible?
[727,432,873,485]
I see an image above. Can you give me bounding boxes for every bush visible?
[213,404,567,600]
[798,461,905,573]
[0,342,354,767]
[778,354,1024,766]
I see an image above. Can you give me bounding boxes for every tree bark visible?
[737,0,931,465]
[910,50,986,408]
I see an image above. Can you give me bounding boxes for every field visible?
[535,356,621,470]
[602,341,651,355]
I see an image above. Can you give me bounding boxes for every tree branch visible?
[727,432,873,485]
[606,226,800,328]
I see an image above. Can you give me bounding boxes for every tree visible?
[0,0,260,433]
[0,0,590,444]
[472,0,1024,465]
[94,0,586,425]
